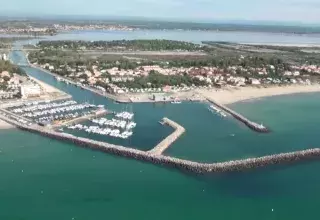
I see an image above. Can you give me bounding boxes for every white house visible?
[250,78,261,85]
[20,82,42,98]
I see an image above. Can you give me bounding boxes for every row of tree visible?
[112,70,208,89]
[30,48,290,70]
[37,39,205,51]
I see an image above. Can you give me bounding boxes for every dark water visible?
[1,50,320,220]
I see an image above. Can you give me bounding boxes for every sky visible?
[1,0,320,24]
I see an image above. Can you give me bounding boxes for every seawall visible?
[148,117,185,155]
[52,109,109,128]
[2,114,320,174]
[206,97,270,133]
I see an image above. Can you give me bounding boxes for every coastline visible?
[243,42,320,47]
[29,63,320,105]
[197,84,320,105]
[0,119,14,129]
[26,57,320,105]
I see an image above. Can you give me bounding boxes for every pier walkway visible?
[148,118,185,155]
[52,109,109,128]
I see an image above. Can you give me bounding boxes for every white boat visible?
[209,105,221,112]
[208,105,227,117]
[171,99,182,104]
[221,112,227,117]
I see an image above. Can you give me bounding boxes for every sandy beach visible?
[29,76,62,94]
[197,84,320,104]
[0,119,13,129]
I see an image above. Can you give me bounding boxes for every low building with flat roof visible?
[20,82,42,98]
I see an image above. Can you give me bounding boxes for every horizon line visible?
[0,13,320,27]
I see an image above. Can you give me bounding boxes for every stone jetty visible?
[148,117,185,155]
[206,97,270,133]
[2,114,320,174]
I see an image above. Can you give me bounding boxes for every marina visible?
[66,111,137,139]
[0,64,317,174]
[91,118,136,130]
[66,124,133,139]
[1,113,320,174]
[1,51,299,172]
[6,99,107,126]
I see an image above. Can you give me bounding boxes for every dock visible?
[52,109,109,128]
[206,97,270,133]
[148,118,185,155]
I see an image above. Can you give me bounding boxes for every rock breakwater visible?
[206,97,270,133]
[2,114,320,174]
[148,117,185,155]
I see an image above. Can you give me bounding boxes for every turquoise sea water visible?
[2,46,320,219]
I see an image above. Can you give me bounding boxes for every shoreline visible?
[242,42,320,47]
[0,119,14,129]
[25,56,320,105]
[197,85,320,105]
[28,63,320,105]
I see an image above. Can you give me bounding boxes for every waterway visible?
[1,38,320,219]
[3,29,320,46]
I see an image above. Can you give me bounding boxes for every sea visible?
[1,31,320,219]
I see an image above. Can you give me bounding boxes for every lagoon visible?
[5,29,320,46]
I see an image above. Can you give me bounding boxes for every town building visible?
[20,82,42,98]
